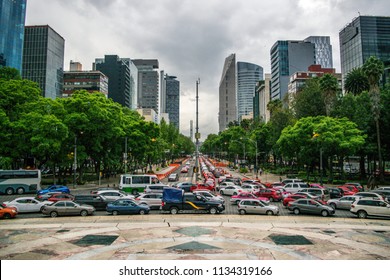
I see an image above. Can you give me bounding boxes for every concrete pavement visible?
[1,215,390,260]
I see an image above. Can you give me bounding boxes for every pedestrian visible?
[259,168,263,176]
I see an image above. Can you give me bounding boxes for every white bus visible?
[0,170,41,195]
[119,174,161,195]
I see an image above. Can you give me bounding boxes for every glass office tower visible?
[164,74,180,129]
[339,16,390,82]
[0,0,27,72]
[237,62,263,121]
[22,25,65,99]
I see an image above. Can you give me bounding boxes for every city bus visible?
[119,174,161,195]
[0,170,41,195]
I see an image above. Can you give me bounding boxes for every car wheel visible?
[220,190,224,195]
[3,213,12,219]
[40,206,45,212]
[269,197,274,202]
[357,210,367,219]
[239,209,246,215]
[50,211,58,218]
[132,189,138,196]
[209,207,217,214]
[170,207,179,215]
[5,188,14,195]
[139,209,146,215]
[112,210,119,216]
[80,210,88,217]
[329,203,336,209]
[16,187,24,195]
[321,210,329,217]
[266,210,273,216]
[293,208,300,215]
[233,192,237,196]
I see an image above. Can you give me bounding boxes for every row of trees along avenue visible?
[201,56,390,185]
[0,67,195,184]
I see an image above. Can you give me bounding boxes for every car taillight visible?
[351,204,355,208]
[162,201,165,207]
[135,197,140,200]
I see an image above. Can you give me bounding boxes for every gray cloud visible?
[25,0,389,140]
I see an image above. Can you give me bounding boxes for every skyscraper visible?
[94,55,137,109]
[270,40,315,101]
[22,25,64,99]
[304,36,333,68]
[219,53,236,132]
[339,16,390,83]
[237,61,263,121]
[164,74,180,129]
[133,59,160,114]
[0,0,26,72]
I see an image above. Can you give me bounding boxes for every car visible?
[3,197,53,213]
[336,186,356,196]
[350,198,390,219]
[297,188,330,201]
[287,198,335,217]
[230,192,270,205]
[282,178,304,185]
[168,173,179,182]
[327,195,360,210]
[216,181,235,191]
[144,184,168,194]
[0,204,18,219]
[191,183,215,192]
[193,190,225,203]
[180,166,189,173]
[338,184,360,193]
[328,187,342,199]
[90,187,117,194]
[41,201,95,217]
[219,177,242,186]
[371,189,390,202]
[106,199,150,215]
[345,182,364,192]
[37,185,70,195]
[237,199,279,216]
[220,185,244,196]
[73,194,109,211]
[282,193,318,207]
[283,182,309,193]
[175,182,197,192]
[353,192,385,201]
[241,184,264,193]
[95,190,135,202]
[376,186,390,191]
[47,193,75,203]
[135,193,163,209]
[36,191,63,201]
[254,188,282,202]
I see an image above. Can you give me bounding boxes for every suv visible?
[144,184,168,194]
[73,194,108,211]
[168,173,179,182]
[283,182,308,193]
[282,178,304,185]
[353,192,385,201]
[350,198,390,218]
[297,188,330,201]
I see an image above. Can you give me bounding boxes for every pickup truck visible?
[162,187,225,214]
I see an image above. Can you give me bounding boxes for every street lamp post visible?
[194,78,200,182]
[73,135,77,188]
[247,138,258,178]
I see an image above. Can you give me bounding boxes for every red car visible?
[339,184,360,193]
[230,192,270,205]
[337,186,357,196]
[0,204,18,219]
[255,188,282,202]
[190,183,215,192]
[283,193,312,207]
[47,193,75,203]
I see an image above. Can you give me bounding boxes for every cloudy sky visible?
[25,0,388,140]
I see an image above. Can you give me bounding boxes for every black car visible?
[73,194,108,211]
[328,187,342,199]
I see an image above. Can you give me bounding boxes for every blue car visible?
[37,185,70,196]
[106,199,150,215]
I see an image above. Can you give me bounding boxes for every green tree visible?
[0,66,21,80]
[344,67,369,95]
[362,56,385,181]
[319,73,339,116]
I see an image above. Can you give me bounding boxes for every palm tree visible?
[362,56,385,182]
[344,67,370,95]
[319,73,339,116]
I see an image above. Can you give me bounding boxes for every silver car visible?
[237,199,279,215]
[193,190,225,203]
[135,193,162,209]
[41,201,95,217]
[327,195,360,210]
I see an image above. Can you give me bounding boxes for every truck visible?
[161,187,225,214]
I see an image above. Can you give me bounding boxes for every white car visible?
[96,190,134,202]
[3,197,52,213]
[193,190,225,203]
[216,181,235,192]
[327,195,360,210]
[135,193,162,209]
[283,182,308,193]
[219,185,244,196]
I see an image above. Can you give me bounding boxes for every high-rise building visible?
[164,74,180,129]
[22,25,64,99]
[133,59,160,114]
[219,53,236,132]
[94,55,137,109]
[339,16,390,85]
[304,36,333,68]
[0,0,26,72]
[270,40,315,101]
[237,62,263,121]
[254,74,271,123]
[63,61,108,98]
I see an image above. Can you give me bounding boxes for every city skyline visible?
[24,0,389,140]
